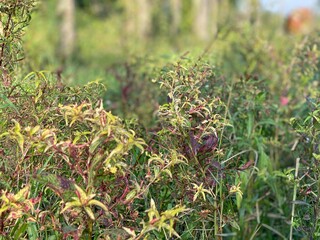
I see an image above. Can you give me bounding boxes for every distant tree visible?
[123,0,152,40]
[248,0,260,26]
[193,0,218,41]
[123,0,135,37]
[170,0,182,35]
[57,0,76,62]
[217,0,230,24]
[137,0,152,39]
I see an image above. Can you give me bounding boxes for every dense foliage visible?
[0,1,320,240]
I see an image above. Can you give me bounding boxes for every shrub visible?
[0,0,36,86]
[290,97,320,239]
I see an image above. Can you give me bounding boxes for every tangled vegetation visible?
[0,1,320,240]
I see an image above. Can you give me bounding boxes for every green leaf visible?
[162,205,187,217]
[146,199,160,220]
[12,119,21,133]
[313,153,320,161]
[89,135,104,154]
[229,220,240,231]
[247,112,254,138]
[0,132,9,138]
[27,223,39,240]
[162,222,180,238]
[0,205,9,215]
[12,222,28,240]
[125,190,137,202]
[34,88,43,103]
[0,94,19,113]
[11,120,24,153]
[107,143,124,160]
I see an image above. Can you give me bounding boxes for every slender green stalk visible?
[88,218,93,240]
[219,179,224,238]
[214,185,219,237]
[289,157,300,240]
[216,80,234,240]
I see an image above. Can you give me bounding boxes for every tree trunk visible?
[170,0,182,35]
[211,0,218,37]
[193,0,218,41]
[219,0,240,28]
[123,0,151,40]
[244,0,260,27]
[137,0,152,39]
[57,0,76,61]
[123,0,136,35]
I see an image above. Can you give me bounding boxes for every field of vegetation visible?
[0,0,320,239]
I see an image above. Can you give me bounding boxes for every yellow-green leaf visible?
[84,206,95,220]
[12,119,21,133]
[74,184,88,203]
[229,220,240,231]
[34,88,43,103]
[88,199,108,212]
[163,169,172,178]
[0,132,9,138]
[123,227,136,237]
[107,143,123,160]
[60,201,82,214]
[14,185,30,201]
[0,206,9,215]
[30,125,40,136]
[125,190,137,202]
[89,135,103,154]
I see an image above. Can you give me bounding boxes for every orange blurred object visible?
[285,8,314,34]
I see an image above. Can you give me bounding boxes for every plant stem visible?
[215,80,234,240]
[219,179,224,239]
[289,157,300,240]
[214,185,219,238]
[88,218,93,240]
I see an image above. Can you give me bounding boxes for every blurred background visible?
[21,0,320,124]
[23,0,319,81]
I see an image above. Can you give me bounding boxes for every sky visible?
[260,0,318,15]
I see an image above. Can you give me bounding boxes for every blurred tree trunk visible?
[244,0,261,27]
[218,0,237,26]
[123,0,151,40]
[123,0,136,35]
[137,0,152,39]
[193,0,218,41]
[57,0,76,62]
[170,0,182,35]
[211,0,218,36]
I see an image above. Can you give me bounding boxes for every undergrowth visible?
[1,1,320,240]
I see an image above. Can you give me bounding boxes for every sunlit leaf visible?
[13,185,30,202]
[123,227,136,238]
[84,206,95,220]
[87,199,108,212]
[60,200,82,214]
[125,190,137,202]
